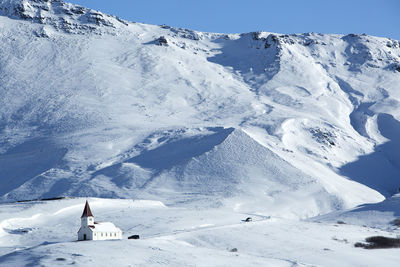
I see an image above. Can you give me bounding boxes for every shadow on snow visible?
[340,113,400,197]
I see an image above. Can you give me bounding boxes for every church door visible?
[83,234,87,240]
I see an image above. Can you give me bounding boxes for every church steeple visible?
[81,200,94,227]
[81,200,94,218]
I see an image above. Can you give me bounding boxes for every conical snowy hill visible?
[0,0,399,218]
[5,128,379,218]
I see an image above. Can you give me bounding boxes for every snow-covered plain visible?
[1,198,400,267]
[0,0,400,265]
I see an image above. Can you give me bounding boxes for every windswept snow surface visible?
[0,0,400,264]
[0,198,399,267]
[314,193,400,229]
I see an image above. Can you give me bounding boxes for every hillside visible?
[1,198,399,266]
[0,0,399,220]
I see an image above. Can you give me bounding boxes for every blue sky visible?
[69,0,399,40]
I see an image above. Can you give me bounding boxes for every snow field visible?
[0,198,400,266]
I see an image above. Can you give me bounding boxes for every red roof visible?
[81,200,94,218]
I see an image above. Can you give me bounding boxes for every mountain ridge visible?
[0,0,399,219]
[0,0,128,34]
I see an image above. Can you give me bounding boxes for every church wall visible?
[94,231,123,241]
[78,228,93,241]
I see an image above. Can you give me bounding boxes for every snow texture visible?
[0,0,400,265]
[0,198,399,266]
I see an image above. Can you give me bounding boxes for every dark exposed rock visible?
[265,34,279,49]
[303,40,313,46]
[86,11,113,27]
[34,29,49,38]
[252,31,264,41]
[70,6,85,15]
[0,0,127,34]
[155,36,168,46]
[310,128,336,147]
[168,27,202,41]
[160,24,171,29]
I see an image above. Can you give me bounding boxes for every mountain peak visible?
[0,0,128,34]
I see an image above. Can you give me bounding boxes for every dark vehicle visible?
[244,217,252,222]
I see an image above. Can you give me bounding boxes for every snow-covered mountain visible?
[0,0,400,219]
[0,0,127,34]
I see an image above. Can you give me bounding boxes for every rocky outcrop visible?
[0,0,128,34]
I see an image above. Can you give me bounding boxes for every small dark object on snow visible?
[337,220,346,224]
[128,235,140,240]
[244,217,252,222]
[395,65,400,72]
[229,248,238,252]
[156,36,168,46]
[56,258,67,261]
[355,236,400,249]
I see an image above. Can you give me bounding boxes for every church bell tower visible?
[81,200,94,227]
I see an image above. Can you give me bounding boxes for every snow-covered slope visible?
[0,0,400,220]
[1,198,400,266]
[314,193,400,229]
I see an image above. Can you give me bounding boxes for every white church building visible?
[78,200,123,241]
